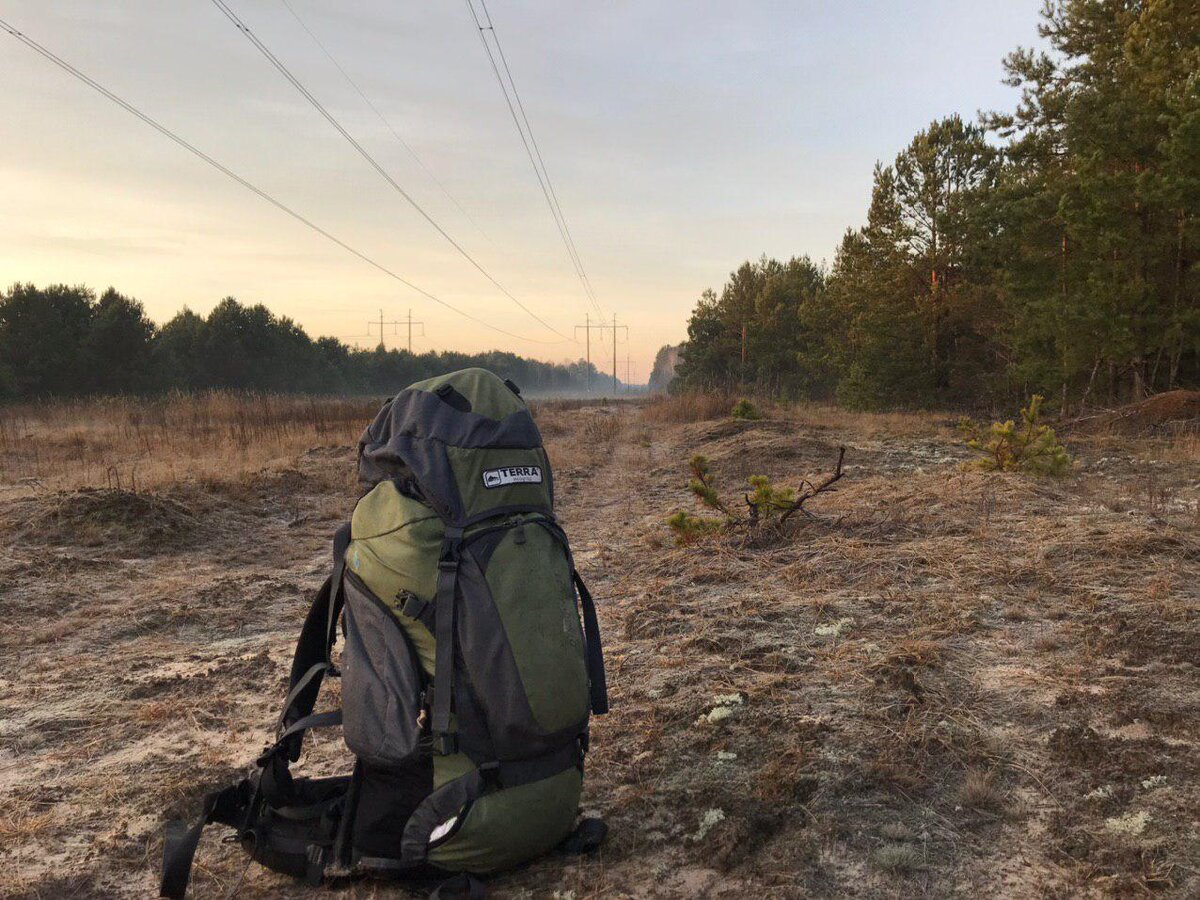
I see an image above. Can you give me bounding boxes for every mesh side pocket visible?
[342,574,425,768]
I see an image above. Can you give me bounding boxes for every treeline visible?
[0,284,604,399]
[675,0,1198,409]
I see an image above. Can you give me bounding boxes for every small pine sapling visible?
[959,395,1071,476]
[731,398,762,420]
[688,454,734,516]
[667,448,846,543]
[745,475,796,524]
[666,510,723,543]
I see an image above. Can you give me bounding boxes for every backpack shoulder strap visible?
[278,523,352,759]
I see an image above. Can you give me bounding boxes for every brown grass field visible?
[1,392,1198,897]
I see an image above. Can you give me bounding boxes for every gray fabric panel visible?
[399,770,485,865]
[456,551,586,760]
[358,389,542,483]
[341,575,424,768]
[362,432,464,523]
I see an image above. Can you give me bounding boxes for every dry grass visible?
[643,391,739,423]
[0,391,381,491]
[1,391,1198,898]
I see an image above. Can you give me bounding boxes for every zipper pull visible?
[514,522,526,545]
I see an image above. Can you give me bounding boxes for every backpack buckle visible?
[433,732,458,755]
[479,761,502,789]
[304,844,326,886]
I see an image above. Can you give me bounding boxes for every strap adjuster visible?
[433,732,458,755]
[304,844,326,886]
[479,761,502,789]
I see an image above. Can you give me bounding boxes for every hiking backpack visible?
[160,368,609,897]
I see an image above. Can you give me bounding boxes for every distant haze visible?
[0,1,1042,382]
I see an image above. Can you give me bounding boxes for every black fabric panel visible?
[467,528,508,571]
[351,760,434,859]
[450,650,497,765]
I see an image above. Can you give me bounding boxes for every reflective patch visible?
[481,465,543,488]
[429,815,458,844]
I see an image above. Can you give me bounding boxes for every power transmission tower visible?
[609,314,629,396]
[369,309,426,352]
[574,313,606,394]
[622,355,635,393]
[402,308,425,353]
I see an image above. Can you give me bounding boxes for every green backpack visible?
[161,368,609,897]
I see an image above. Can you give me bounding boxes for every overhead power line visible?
[0,15,560,345]
[277,0,498,251]
[465,0,604,321]
[209,0,571,342]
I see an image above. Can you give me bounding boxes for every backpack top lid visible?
[357,368,552,526]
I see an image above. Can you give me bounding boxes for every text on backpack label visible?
[482,465,543,488]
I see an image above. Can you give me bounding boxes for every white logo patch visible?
[482,465,543,489]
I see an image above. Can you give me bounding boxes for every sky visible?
[0,1,1046,383]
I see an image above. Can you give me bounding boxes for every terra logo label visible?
[482,466,543,488]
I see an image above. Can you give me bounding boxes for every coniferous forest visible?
[673,1,1199,410]
[0,286,604,399]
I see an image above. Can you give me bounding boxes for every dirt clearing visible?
[1,398,1198,897]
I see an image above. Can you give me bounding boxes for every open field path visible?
[1,400,1198,897]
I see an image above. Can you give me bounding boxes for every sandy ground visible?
[1,400,1198,898]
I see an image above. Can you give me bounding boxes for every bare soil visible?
[1,400,1198,898]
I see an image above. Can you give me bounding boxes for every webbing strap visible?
[159,794,218,899]
[570,570,609,716]
[258,710,343,808]
[275,661,328,732]
[326,523,352,666]
[432,527,464,753]
[159,782,250,899]
[277,709,343,746]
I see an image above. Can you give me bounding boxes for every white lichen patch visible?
[1105,811,1150,836]
[701,706,734,725]
[692,808,725,841]
[697,693,744,726]
[1085,785,1114,801]
[716,751,738,761]
[814,617,854,638]
[1141,775,1167,790]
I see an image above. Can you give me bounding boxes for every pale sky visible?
[0,2,1043,382]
